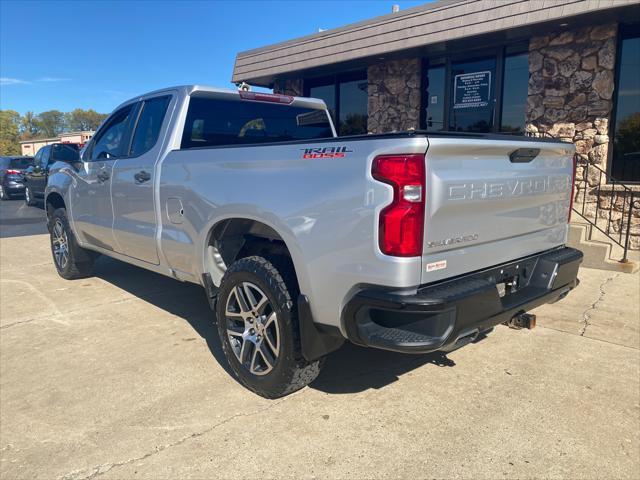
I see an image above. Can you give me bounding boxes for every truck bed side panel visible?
[158,137,428,331]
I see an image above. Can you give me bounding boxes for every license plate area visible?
[496,276,519,298]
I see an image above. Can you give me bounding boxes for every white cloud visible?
[37,77,71,82]
[0,77,30,86]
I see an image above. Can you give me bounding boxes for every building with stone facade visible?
[233,0,639,250]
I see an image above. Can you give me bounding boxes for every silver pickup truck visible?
[45,85,582,398]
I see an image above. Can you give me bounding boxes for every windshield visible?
[52,144,80,161]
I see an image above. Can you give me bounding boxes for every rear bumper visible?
[342,247,583,354]
[3,180,25,193]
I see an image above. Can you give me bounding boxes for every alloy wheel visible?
[52,219,69,269]
[224,281,280,376]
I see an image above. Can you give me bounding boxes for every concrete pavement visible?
[1,233,638,479]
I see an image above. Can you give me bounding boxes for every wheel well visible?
[45,192,65,219]
[206,218,293,285]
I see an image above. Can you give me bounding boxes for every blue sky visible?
[1,0,428,115]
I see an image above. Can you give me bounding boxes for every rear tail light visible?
[238,91,294,104]
[568,155,577,223]
[6,169,20,174]
[372,154,425,257]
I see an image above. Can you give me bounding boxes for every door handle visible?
[97,170,110,182]
[134,170,151,184]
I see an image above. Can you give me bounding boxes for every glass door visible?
[448,57,496,132]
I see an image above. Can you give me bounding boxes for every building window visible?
[449,57,496,132]
[611,25,640,183]
[423,65,445,131]
[500,53,529,134]
[422,45,528,134]
[305,71,368,135]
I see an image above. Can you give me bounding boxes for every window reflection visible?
[339,79,368,135]
[612,32,640,183]
[308,83,336,124]
[306,72,368,135]
[425,66,445,131]
[501,53,528,134]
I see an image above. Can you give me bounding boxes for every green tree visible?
[37,110,65,137]
[20,111,41,139]
[0,110,22,155]
[65,108,108,132]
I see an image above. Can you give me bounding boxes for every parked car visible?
[0,156,33,200]
[44,86,582,398]
[24,143,79,206]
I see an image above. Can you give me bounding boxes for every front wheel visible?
[49,208,98,279]
[216,255,323,398]
[24,185,36,206]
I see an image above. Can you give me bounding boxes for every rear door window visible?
[181,96,333,149]
[129,96,171,157]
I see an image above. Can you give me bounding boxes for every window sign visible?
[453,71,491,109]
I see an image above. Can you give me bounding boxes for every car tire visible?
[0,185,10,200]
[25,185,36,206]
[49,207,98,280]
[216,255,323,398]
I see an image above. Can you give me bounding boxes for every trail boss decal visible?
[301,146,352,159]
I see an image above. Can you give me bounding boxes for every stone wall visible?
[525,22,639,250]
[273,78,303,97]
[367,58,421,134]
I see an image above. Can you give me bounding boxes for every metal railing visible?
[573,156,639,263]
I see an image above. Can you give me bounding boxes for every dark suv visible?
[0,156,33,200]
[24,143,79,206]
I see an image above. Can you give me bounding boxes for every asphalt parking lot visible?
[0,196,47,238]
[1,203,639,479]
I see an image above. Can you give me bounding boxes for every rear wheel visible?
[49,208,98,279]
[0,185,10,200]
[216,255,323,398]
[25,185,36,206]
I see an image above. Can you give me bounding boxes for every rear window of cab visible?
[181,96,333,149]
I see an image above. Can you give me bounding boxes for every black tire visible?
[216,255,323,398]
[25,185,36,206]
[0,185,10,200]
[49,208,98,279]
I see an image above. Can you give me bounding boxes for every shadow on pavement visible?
[310,344,456,394]
[91,256,235,380]
[0,197,47,238]
[90,255,486,395]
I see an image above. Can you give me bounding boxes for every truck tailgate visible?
[421,136,575,284]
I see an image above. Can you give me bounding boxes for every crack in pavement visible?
[58,393,301,480]
[580,273,619,336]
[0,317,39,330]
